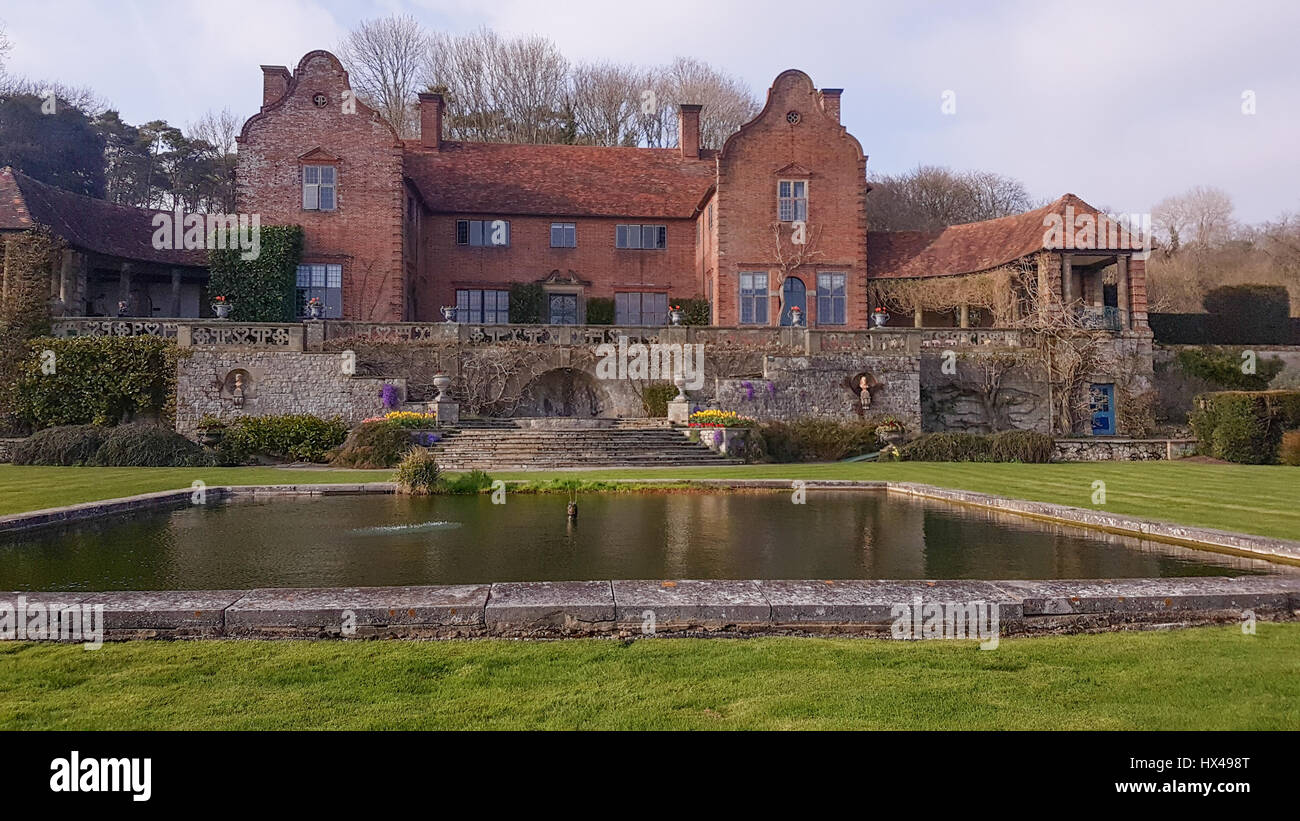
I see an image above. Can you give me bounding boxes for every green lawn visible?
[2,461,1296,540]
[1,624,1296,730]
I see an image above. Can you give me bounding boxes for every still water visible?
[0,491,1287,591]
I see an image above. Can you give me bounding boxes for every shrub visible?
[92,423,206,467]
[206,224,302,322]
[9,424,107,466]
[1189,390,1300,464]
[1175,346,1284,390]
[899,431,1055,463]
[1280,431,1300,466]
[673,297,711,325]
[328,420,413,469]
[217,414,347,464]
[641,383,678,417]
[441,469,494,494]
[1203,284,1290,345]
[395,448,441,495]
[14,335,179,428]
[757,419,882,462]
[585,297,614,325]
[508,283,545,324]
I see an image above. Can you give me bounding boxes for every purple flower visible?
[380,383,400,409]
[767,381,776,396]
[741,381,755,401]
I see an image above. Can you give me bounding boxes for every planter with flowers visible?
[306,297,323,319]
[669,305,683,325]
[685,409,757,460]
[788,305,804,326]
[871,306,890,328]
[211,295,232,320]
[875,416,906,448]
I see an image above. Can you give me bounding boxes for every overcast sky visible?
[3,0,1297,222]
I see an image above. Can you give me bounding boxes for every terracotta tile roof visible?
[404,142,717,219]
[867,194,1140,279]
[0,167,206,267]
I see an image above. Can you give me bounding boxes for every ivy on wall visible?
[14,335,181,428]
[207,225,303,322]
[509,283,545,324]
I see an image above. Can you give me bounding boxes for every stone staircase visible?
[422,417,744,470]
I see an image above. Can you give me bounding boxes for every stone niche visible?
[712,353,921,431]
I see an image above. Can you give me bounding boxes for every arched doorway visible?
[780,276,806,326]
[516,368,607,417]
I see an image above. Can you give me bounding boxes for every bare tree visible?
[639,57,759,150]
[869,165,1031,231]
[770,221,823,321]
[187,108,240,211]
[426,27,571,144]
[569,61,642,146]
[0,24,11,79]
[1152,185,1235,250]
[336,14,430,138]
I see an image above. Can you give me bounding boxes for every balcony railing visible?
[1077,306,1123,331]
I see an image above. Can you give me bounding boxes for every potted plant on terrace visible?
[306,296,323,319]
[669,304,683,325]
[871,306,890,328]
[211,295,232,320]
[875,416,906,447]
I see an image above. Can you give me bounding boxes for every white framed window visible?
[816,272,847,326]
[739,272,769,325]
[615,292,668,325]
[550,223,577,248]
[615,224,667,249]
[456,219,510,247]
[295,264,342,317]
[302,165,337,211]
[778,179,807,222]
[456,289,509,324]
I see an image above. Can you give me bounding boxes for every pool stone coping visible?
[3,576,1298,640]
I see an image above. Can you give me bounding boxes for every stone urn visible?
[672,372,688,402]
[441,305,458,323]
[307,301,323,319]
[789,306,804,327]
[212,301,232,320]
[669,309,683,326]
[871,309,890,328]
[432,372,453,401]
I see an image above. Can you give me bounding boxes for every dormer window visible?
[778,180,807,222]
[303,165,336,211]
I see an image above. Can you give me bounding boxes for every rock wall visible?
[175,350,400,435]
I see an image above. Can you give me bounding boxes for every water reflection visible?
[0,491,1290,591]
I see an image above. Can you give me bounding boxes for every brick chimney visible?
[260,66,291,108]
[820,88,843,123]
[678,104,702,158]
[418,92,445,150]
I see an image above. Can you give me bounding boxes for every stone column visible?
[170,268,182,316]
[1061,253,1073,306]
[58,250,77,311]
[1115,255,1130,330]
[117,263,133,315]
[958,304,969,328]
[913,306,923,328]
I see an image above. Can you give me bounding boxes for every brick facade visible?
[236,51,1149,333]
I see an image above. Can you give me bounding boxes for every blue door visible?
[780,277,806,326]
[1089,383,1116,435]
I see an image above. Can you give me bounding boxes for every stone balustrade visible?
[51,318,180,339]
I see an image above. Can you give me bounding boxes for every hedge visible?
[1189,390,1300,464]
[585,297,614,325]
[1203,285,1291,345]
[216,414,348,464]
[14,335,179,428]
[207,224,302,322]
[328,420,413,468]
[9,425,108,466]
[508,283,545,324]
[899,431,1056,463]
[92,423,207,467]
[757,419,882,462]
[1175,346,1285,391]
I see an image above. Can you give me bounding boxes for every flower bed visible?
[363,410,438,429]
[688,409,757,428]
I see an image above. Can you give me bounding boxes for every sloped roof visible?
[0,167,206,267]
[867,194,1139,279]
[404,142,717,219]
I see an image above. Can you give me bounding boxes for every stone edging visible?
[3,577,1298,640]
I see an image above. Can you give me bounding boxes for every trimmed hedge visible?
[10,425,108,466]
[899,431,1056,463]
[1203,284,1290,345]
[585,297,614,325]
[757,419,882,463]
[509,283,545,324]
[1280,431,1300,467]
[217,414,348,464]
[92,423,207,467]
[14,336,179,428]
[328,420,413,469]
[1175,346,1284,391]
[1189,390,1300,464]
[207,225,302,322]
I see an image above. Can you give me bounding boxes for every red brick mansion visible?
[236,50,1148,333]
